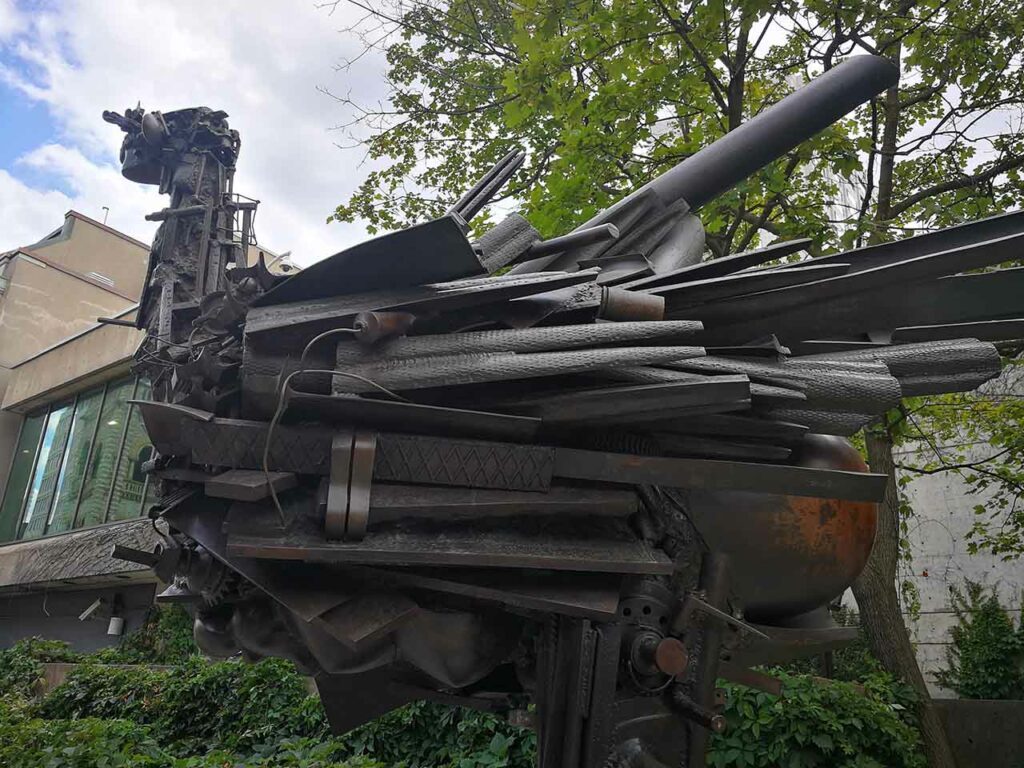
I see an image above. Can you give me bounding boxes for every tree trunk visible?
[852,430,957,768]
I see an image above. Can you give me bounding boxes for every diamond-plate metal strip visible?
[374,434,553,491]
[184,421,333,474]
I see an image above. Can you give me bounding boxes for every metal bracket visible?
[325,429,377,541]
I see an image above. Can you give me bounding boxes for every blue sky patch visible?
[0,79,55,169]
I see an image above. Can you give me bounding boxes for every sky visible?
[0,0,388,264]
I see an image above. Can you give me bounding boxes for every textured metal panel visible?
[691,266,1024,347]
[622,238,811,290]
[334,346,705,393]
[651,262,850,307]
[683,232,1024,327]
[184,419,334,474]
[334,321,704,365]
[255,215,483,305]
[228,517,674,575]
[552,448,887,502]
[781,208,1024,273]
[891,318,1024,343]
[374,434,554,491]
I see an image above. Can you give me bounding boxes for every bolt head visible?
[654,637,689,677]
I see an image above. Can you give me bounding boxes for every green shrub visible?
[4,631,923,768]
[779,606,884,684]
[0,637,81,697]
[707,671,925,768]
[35,656,317,754]
[0,697,172,768]
[935,580,1024,699]
[33,653,534,768]
[343,700,535,768]
[0,604,196,702]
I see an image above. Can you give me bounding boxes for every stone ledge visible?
[0,519,160,591]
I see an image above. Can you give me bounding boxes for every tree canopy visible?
[326,0,1024,248]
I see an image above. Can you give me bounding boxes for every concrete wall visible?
[2,316,143,412]
[896,445,1024,698]
[892,365,1024,698]
[0,211,147,504]
[0,582,157,653]
[934,699,1024,768]
[0,367,21,504]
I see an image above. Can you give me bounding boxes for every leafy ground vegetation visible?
[0,606,928,768]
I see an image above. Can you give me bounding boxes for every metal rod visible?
[447,148,521,216]
[526,224,620,259]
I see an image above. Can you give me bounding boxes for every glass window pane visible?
[75,379,135,528]
[46,387,105,535]
[107,380,153,522]
[0,413,46,542]
[19,401,75,539]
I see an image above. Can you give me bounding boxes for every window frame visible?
[0,375,152,544]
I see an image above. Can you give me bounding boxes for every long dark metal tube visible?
[588,56,898,224]
[512,56,899,275]
[647,57,897,210]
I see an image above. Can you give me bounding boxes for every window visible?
[108,379,153,521]
[0,413,46,540]
[0,376,153,544]
[76,379,135,529]
[19,400,74,539]
[46,387,104,534]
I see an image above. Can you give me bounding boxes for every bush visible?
[0,698,171,768]
[708,671,925,768]
[2,620,922,768]
[32,654,534,767]
[36,657,319,754]
[0,637,80,698]
[935,580,1024,699]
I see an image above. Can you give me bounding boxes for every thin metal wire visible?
[261,328,408,522]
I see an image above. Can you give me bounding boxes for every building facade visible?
[0,211,164,649]
[0,212,295,650]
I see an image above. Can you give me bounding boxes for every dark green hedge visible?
[0,607,926,768]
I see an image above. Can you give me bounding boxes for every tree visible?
[786,5,1024,767]
[322,0,863,253]
[325,1,1024,765]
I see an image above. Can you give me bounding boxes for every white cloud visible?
[0,0,24,42]
[0,0,390,264]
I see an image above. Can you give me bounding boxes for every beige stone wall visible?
[0,212,148,504]
[0,256,135,369]
[2,318,143,412]
[31,214,149,300]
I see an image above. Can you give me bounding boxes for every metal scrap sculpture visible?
[104,55,1024,767]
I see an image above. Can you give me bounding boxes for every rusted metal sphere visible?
[681,434,878,622]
